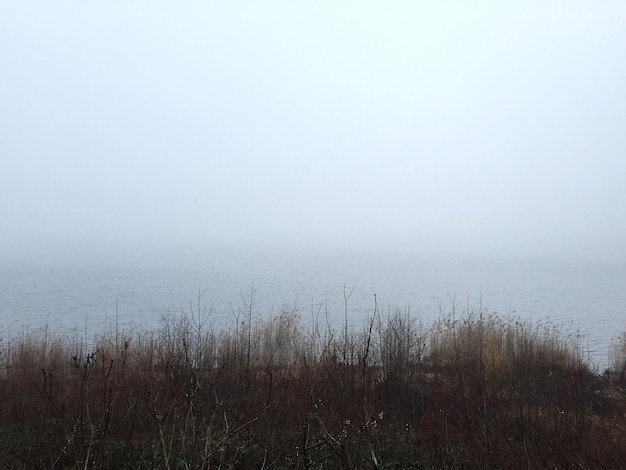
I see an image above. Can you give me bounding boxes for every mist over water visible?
[1,3,625,375]
[2,247,624,370]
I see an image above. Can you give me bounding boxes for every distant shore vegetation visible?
[2,293,626,469]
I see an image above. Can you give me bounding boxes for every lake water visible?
[1,249,625,370]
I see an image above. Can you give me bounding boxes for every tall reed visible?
[1,297,625,468]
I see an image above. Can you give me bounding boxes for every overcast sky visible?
[1,1,625,265]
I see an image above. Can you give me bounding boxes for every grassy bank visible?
[1,297,626,469]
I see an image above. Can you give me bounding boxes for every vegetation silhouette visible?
[1,294,626,468]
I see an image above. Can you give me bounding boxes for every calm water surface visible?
[1,250,625,370]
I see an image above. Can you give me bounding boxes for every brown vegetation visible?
[1,296,626,469]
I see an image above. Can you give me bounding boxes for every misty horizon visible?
[2,2,625,266]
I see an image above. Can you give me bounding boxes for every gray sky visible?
[2,1,625,264]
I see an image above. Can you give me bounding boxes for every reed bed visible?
[1,297,625,469]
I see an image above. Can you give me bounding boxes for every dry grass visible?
[1,298,625,469]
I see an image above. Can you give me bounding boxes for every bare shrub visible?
[0,296,625,468]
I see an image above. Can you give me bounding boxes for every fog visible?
[2,2,625,266]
